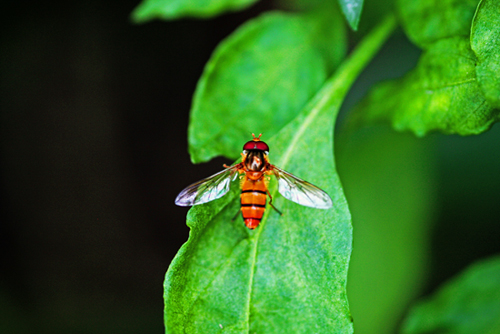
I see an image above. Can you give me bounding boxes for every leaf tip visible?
[338,0,364,31]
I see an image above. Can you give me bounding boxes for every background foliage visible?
[1,0,499,333]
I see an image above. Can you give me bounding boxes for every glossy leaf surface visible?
[337,0,364,31]
[167,74,353,334]
[352,37,500,136]
[164,16,397,334]
[131,0,258,22]
[402,255,500,334]
[471,0,500,108]
[187,10,346,163]
[397,0,479,48]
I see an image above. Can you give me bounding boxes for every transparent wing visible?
[175,165,240,206]
[272,165,333,209]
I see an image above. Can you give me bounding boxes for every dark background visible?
[2,1,500,333]
[0,1,257,332]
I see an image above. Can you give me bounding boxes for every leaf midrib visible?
[242,14,397,333]
[243,62,335,334]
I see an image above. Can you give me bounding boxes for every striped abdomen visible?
[240,175,267,229]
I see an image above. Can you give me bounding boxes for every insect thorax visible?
[244,150,266,172]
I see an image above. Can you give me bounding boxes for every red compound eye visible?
[243,140,269,152]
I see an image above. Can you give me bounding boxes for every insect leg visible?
[266,189,282,215]
[231,208,241,221]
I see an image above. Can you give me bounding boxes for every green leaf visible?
[471,0,500,108]
[337,0,364,31]
[352,37,500,136]
[397,0,479,48]
[337,126,436,334]
[187,10,347,163]
[164,15,397,333]
[401,255,500,334]
[131,0,259,22]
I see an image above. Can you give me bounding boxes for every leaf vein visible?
[185,234,248,319]
[424,77,476,92]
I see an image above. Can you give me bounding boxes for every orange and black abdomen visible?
[240,176,267,229]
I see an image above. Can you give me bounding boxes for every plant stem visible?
[278,13,397,169]
[309,13,397,121]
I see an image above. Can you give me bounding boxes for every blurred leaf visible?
[396,0,479,48]
[131,0,259,22]
[471,0,500,108]
[188,10,346,163]
[337,125,436,334]
[275,0,327,11]
[337,0,364,30]
[164,16,397,333]
[352,37,500,136]
[401,255,500,334]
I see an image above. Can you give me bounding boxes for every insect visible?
[175,134,333,229]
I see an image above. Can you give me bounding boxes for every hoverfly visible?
[175,134,333,229]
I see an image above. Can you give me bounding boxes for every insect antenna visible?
[251,133,263,140]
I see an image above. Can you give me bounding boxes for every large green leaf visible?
[337,0,364,31]
[352,37,500,136]
[397,0,479,48]
[337,126,436,334]
[471,0,500,108]
[131,0,259,22]
[401,255,500,334]
[187,10,346,163]
[164,15,397,333]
